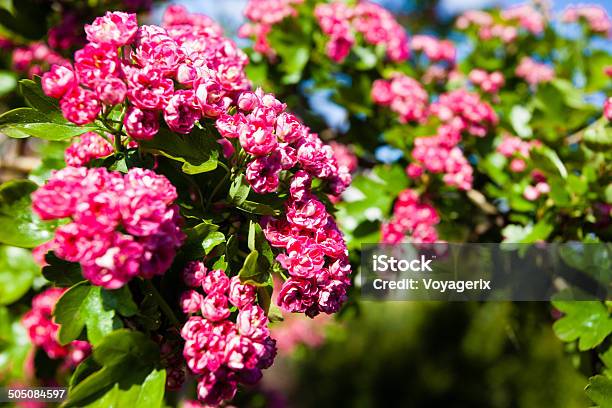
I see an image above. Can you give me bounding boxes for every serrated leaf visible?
[101,287,138,317]
[19,78,64,121]
[552,300,612,350]
[0,179,63,248]
[42,252,84,287]
[586,375,612,408]
[65,330,162,408]
[54,283,120,346]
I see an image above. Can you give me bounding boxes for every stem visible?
[114,133,124,152]
[143,279,179,326]
[208,171,230,209]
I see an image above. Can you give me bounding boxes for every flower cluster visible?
[238,0,304,55]
[496,134,541,173]
[64,132,114,166]
[469,69,505,94]
[180,263,277,406]
[410,135,474,191]
[429,89,498,138]
[501,4,546,35]
[456,10,518,43]
[41,7,250,135]
[563,5,612,35]
[32,167,185,289]
[314,1,409,63]
[605,97,612,120]
[371,73,429,123]
[410,35,456,64]
[12,43,68,78]
[381,189,440,244]
[22,288,91,367]
[217,88,351,196]
[515,57,555,86]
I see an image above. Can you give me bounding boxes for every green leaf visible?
[19,78,64,121]
[530,146,568,179]
[239,250,270,287]
[202,231,226,255]
[585,375,612,408]
[41,253,84,287]
[280,46,310,84]
[0,71,17,97]
[65,330,162,408]
[101,287,138,318]
[584,124,612,153]
[510,105,532,138]
[229,174,251,206]
[552,300,612,350]
[54,283,119,346]
[601,347,612,378]
[0,179,62,248]
[0,246,39,305]
[139,127,221,174]
[248,220,274,266]
[0,307,31,382]
[237,200,280,216]
[183,221,224,258]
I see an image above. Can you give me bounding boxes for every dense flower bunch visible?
[500,4,546,35]
[371,73,429,123]
[562,4,612,35]
[468,69,505,94]
[261,170,351,317]
[429,89,498,138]
[605,97,612,120]
[180,263,277,406]
[456,5,548,43]
[12,43,68,78]
[239,0,304,55]
[32,167,185,289]
[21,288,91,367]
[515,57,555,86]
[217,87,351,196]
[410,35,456,64]
[496,135,541,173]
[64,132,114,166]
[41,7,250,134]
[381,189,440,244]
[313,1,409,63]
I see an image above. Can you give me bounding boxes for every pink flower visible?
[32,166,89,219]
[133,25,184,75]
[228,276,257,309]
[201,292,231,322]
[276,277,318,314]
[604,97,612,120]
[523,185,541,201]
[202,269,231,295]
[516,57,554,86]
[286,196,328,231]
[41,64,76,98]
[239,124,278,156]
[81,233,143,289]
[277,238,325,279]
[406,163,423,179]
[317,279,347,314]
[181,290,205,314]
[509,158,527,173]
[85,12,139,46]
[246,155,282,193]
[65,132,113,167]
[372,74,428,123]
[124,107,160,140]
[236,305,269,340]
[60,87,101,125]
[22,288,91,365]
[125,65,174,110]
[164,90,200,134]
[95,78,127,106]
[74,43,120,88]
[183,261,208,287]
